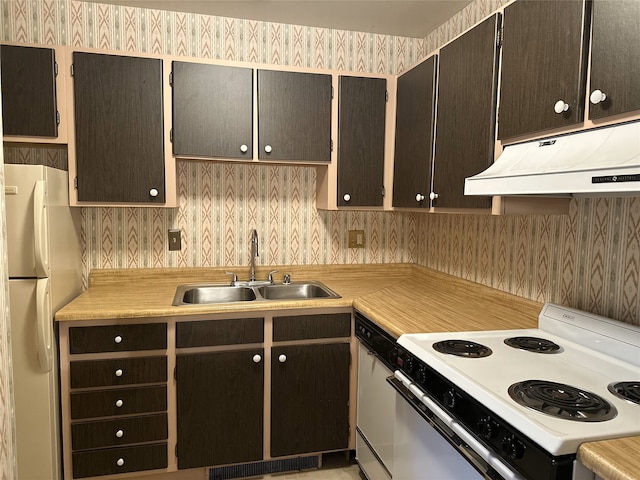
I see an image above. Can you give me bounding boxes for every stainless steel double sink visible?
[172,280,341,306]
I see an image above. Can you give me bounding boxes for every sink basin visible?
[172,280,340,305]
[257,281,340,300]
[174,285,257,305]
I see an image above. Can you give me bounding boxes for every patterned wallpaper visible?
[1,0,639,333]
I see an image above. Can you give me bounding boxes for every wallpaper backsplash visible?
[2,0,639,326]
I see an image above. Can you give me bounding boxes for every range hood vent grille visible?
[465,121,640,197]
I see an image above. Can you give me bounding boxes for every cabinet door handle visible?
[116,458,125,467]
[253,354,262,363]
[115,429,124,438]
[149,188,159,197]
[115,369,123,377]
[114,335,123,344]
[553,100,569,114]
[343,193,351,202]
[264,144,273,154]
[589,89,607,105]
[240,144,249,153]
[278,354,287,363]
[416,193,425,202]
[429,192,439,201]
[115,399,124,408]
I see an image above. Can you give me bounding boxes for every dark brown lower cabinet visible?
[176,349,264,469]
[271,343,350,457]
[72,443,167,479]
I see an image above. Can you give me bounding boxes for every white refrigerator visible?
[5,164,82,480]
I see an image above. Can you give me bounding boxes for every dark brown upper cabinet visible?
[337,76,387,207]
[497,0,590,140]
[432,14,500,210]
[588,0,640,120]
[271,343,350,457]
[392,56,437,209]
[72,52,165,203]
[172,61,253,159]
[176,349,264,469]
[1,45,58,137]
[257,69,332,162]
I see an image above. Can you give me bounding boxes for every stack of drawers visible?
[67,323,168,478]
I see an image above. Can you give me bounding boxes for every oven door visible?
[390,372,524,480]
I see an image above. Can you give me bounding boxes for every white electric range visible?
[392,303,640,480]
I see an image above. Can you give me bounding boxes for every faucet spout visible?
[249,229,259,282]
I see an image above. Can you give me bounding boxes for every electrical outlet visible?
[348,230,365,248]
[168,229,182,251]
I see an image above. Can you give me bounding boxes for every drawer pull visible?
[115,429,124,438]
[114,335,123,344]
[115,369,123,377]
[115,399,124,408]
[116,458,125,467]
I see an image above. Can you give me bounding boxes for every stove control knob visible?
[443,389,456,409]
[478,417,497,439]
[501,435,526,460]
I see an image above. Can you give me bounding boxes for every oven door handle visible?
[451,421,524,480]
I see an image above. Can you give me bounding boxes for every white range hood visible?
[465,121,640,197]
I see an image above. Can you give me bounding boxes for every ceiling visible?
[88,0,473,38]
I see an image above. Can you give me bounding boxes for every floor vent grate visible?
[208,455,319,480]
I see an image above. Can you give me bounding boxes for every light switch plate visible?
[168,229,182,251]
[348,230,365,248]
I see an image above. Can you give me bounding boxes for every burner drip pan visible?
[504,336,561,353]
[509,380,617,422]
[608,382,640,405]
[432,340,492,358]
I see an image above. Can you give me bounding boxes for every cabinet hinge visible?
[173,366,177,380]
[70,64,74,76]
[497,27,504,48]
[169,71,173,87]
[331,139,333,152]
[381,186,386,198]
[56,111,60,126]
[331,86,334,99]
[385,90,389,102]
[54,61,58,77]
[170,129,173,143]
[74,176,78,189]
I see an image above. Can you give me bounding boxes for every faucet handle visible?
[283,273,291,285]
[268,270,279,284]
[225,271,238,286]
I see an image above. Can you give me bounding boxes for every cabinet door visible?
[1,45,58,137]
[257,70,331,161]
[498,0,590,140]
[432,14,500,209]
[589,0,640,119]
[393,56,437,209]
[172,62,253,158]
[337,76,387,207]
[176,350,263,468]
[271,343,350,457]
[72,52,165,203]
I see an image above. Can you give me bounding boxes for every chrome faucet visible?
[249,229,259,282]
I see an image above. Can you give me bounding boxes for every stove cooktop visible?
[397,304,640,456]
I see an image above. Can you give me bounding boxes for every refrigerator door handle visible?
[34,180,51,278]
[36,278,53,373]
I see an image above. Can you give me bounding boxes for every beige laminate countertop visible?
[55,263,638,478]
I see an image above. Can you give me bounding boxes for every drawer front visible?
[71,385,167,419]
[72,443,167,478]
[72,413,168,450]
[70,356,167,389]
[176,317,264,348]
[69,323,167,354]
[273,313,351,341]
